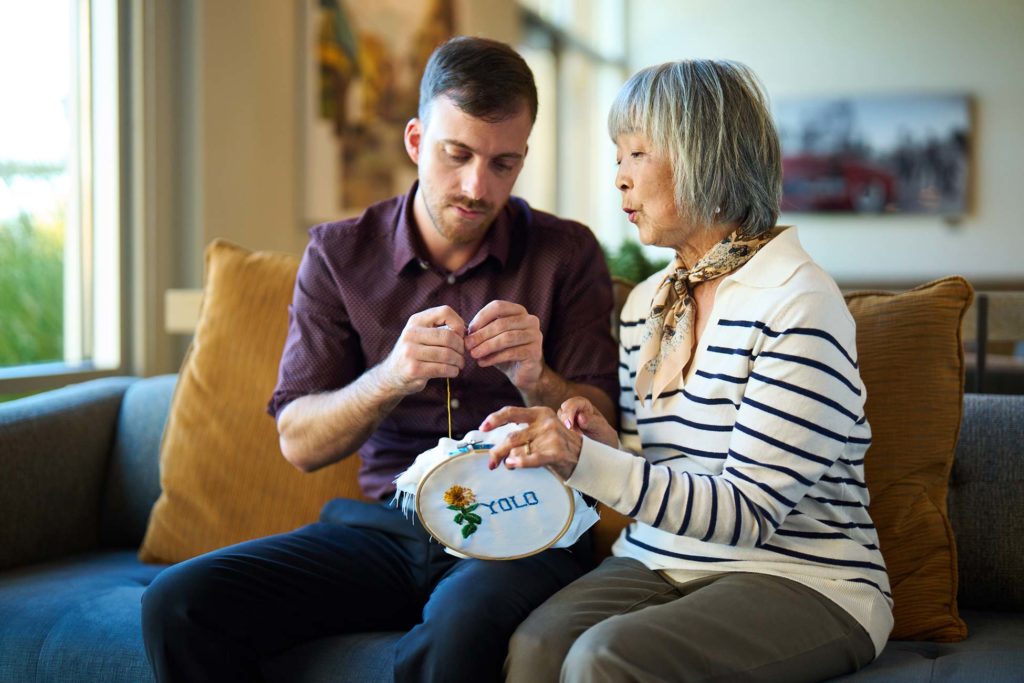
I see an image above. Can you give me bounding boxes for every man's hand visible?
[465,300,543,391]
[380,305,467,395]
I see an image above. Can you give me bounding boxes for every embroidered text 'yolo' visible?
[478,491,540,516]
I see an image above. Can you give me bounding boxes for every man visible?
[141,36,618,682]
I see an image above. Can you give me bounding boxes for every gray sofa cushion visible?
[831,611,1024,682]
[0,551,399,683]
[948,394,1024,611]
[0,551,163,683]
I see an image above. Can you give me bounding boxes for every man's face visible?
[404,96,532,246]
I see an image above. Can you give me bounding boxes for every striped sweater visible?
[567,227,894,654]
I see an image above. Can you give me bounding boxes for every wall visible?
[187,0,520,266]
[627,0,1024,286]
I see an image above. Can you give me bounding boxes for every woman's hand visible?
[558,397,618,448]
[480,406,582,481]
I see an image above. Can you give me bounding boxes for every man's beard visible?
[423,190,496,245]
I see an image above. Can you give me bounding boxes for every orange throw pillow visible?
[139,240,365,564]
[846,276,972,641]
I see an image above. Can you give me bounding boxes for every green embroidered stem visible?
[444,486,482,539]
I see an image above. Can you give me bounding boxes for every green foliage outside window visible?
[601,239,670,285]
[0,211,64,367]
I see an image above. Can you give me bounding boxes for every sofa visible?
[1,373,1022,682]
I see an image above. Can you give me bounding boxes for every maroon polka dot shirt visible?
[268,182,619,500]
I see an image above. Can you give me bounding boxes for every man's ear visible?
[404,118,423,165]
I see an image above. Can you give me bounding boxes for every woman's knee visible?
[505,605,579,682]
[561,617,658,683]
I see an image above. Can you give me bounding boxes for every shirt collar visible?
[391,181,515,275]
[726,226,810,289]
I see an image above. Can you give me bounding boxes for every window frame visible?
[0,0,129,396]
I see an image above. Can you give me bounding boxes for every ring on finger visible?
[525,441,531,456]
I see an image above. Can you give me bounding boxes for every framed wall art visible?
[301,0,456,224]
[774,95,971,215]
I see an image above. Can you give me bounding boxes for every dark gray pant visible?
[506,556,876,683]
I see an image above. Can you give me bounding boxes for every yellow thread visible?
[446,377,453,439]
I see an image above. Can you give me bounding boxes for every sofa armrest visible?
[0,376,137,571]
[99,374,176,548]
[949,393,1024,611]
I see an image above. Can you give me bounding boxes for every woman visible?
[483,60,893,683]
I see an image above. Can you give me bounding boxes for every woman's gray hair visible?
[608,60,782,236]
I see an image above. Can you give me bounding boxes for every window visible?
[513,0,628,247]
[0,0,123,395]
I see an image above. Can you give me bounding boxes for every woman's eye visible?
[631,151,644,159]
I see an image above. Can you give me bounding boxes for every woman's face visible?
[614,133,692,249]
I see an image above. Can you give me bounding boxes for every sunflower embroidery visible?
[444,485,482,538]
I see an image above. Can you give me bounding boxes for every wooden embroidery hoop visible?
[415,449,576,561]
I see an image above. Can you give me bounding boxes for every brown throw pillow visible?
[139,240,365,564]
[846,276,972,642]
[593,276,973,642]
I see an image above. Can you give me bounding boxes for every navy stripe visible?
[678,472,695,535]
[808,495,864,509]
[817,519,875,530]
[617,362,630,371]
[620,318,646,328]
[700,480,718,542]
[638,414,734,432]
[621,427,639,435]
[626,460,651,518]
[652,467,672,529]
[840,457,865,467]
[683,389,740,408]
[730,485,743,546]
[847,435,871,445]
[717,319,858,369]
[696,370,748,384]
[774,529,853,541]
[759,351,861,396]
[740,490,767,543]
[734,422,833,467]
[626,527,735,563]
[620,405,635,414]
[760,543,888,572]
[821,474,867,488]
[749,372,860,422]
[728,449,814,486]
[743,396,848,443]
[646,443,728,462]
[726,466,797,508]
[708,345,753,357]
[622,343,640,353]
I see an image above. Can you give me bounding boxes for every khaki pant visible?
[506,556,875,683]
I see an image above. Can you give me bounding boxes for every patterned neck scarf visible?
[634,229,777,406]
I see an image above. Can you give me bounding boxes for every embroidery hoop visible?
[415,449,576,561]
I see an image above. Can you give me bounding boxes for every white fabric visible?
[394,423,599,559]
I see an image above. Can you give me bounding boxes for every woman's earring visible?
[714,206,721,215]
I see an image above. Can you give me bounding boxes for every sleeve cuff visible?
[566,435,640,509]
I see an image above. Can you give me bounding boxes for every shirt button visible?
[418,259,429,270]
[446,274,456,285]
[450,398,461,409]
